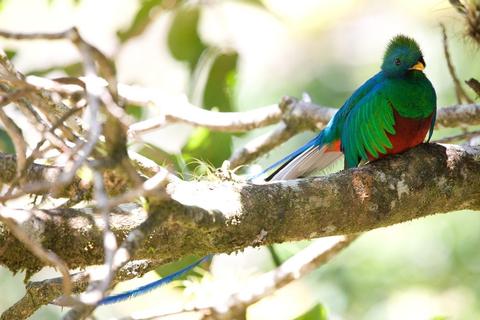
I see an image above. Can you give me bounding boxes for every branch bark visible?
[1,143,478,277]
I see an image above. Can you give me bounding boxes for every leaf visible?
[27,62,84,77]
[294,304,329,320]
[0,129,14,154]
[203,52,238,112]
[155,255,205,281]
[117,0,168,43]
[4,49,16,60]
[182,127,232,169]
[181,53,239,169]
[269,241,312,262]
[125,103,144,121]
[181,52,238,170]
[137,143,180,172]
[167,5,206,70]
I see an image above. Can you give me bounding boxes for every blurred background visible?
[0,0,479,319]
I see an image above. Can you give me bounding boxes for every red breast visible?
[325,110,433,160]
[373,110,433,160]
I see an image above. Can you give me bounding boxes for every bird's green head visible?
[381,35,425,77]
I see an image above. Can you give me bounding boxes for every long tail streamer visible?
[99,255,212,305]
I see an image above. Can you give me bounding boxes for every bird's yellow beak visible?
[409,61,425,71]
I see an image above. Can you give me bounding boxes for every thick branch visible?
[1,143,479,276]
[0,152,123,200]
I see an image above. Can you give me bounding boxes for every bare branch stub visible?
[466,78,480,97]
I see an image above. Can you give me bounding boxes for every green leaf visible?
[4,49,16,60]
[155,255,205,282]
[117,0,168,43]
[0,129,14,154]
[137,143,180,172]
[125,103,144,121]
[181,52,238,170]
[294,304,328,320]
[184,126,209,151]
[167,5,206,70]
[182,127,232,169]
[269,241,312,262]
[203,52,238,112]
[27,62,84,77]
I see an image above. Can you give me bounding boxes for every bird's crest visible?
[384,35,422,60]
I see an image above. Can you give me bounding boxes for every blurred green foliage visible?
[181,52,238,170]
[27,62,84,77]
[154,255,205,282]
[0,129,14,153]
[4,49,16,60]
[294,304,328,320]
[125,103,144,121]
[203,52,238,112]
[117,0,171,42]
[167,4,206,71]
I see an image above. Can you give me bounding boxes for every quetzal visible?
[98,35,436,305]
[264,34,436,180]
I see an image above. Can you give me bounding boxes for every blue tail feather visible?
[98,133,324,306]
[99,255,212,305]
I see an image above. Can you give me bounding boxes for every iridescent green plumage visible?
[319,35,436,168]
[262,34,436,179]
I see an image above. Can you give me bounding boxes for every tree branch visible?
[1,259,158,320]
[0,143,478,277]
[204,235,358,320]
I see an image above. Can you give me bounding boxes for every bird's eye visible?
[394,58,401,66]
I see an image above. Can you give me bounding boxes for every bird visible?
[98,34,436,305]
[262,34,436,180]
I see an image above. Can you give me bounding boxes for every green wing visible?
[341,87,396,168]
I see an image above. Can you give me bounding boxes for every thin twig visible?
[3,106,83,197]
[441,24,473,104]
[129,102,281,135]
[205,235,358,320]
[435,130,480,143]
[0,49,81,137]
[2,259,160,320]
[229,122,296,167]
[66,171,118,314]
[106,168,169,209]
